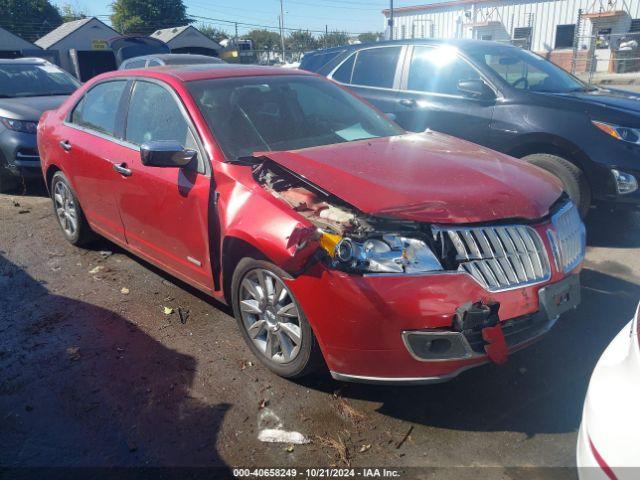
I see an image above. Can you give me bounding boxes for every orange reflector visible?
[319,232,342,257]
[592,121,621,140]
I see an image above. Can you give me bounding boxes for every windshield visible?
[0,63,79,98]
[187,75,403,161]
[468,46,587,93]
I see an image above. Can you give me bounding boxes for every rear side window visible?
[407,46,481,95]
[351,47,401,89]
[125,81,191,147]
[70,80,127,136]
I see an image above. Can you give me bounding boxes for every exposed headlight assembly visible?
[0,117,38,134]
[322,232,443,274]
[592,120,640,144]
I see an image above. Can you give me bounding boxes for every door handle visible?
[113,163,132,177]
[59,140,72,152]
[399,98,417,108]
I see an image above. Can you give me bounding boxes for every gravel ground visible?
[1,188,639,479]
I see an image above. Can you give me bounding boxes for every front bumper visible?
[0,129,42,179]
[288,259,579,383]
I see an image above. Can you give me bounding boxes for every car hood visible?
[260,132,563,224]
[0,96,69,122]
[552,87,640,116]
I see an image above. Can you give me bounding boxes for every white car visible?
[577,302,640,479]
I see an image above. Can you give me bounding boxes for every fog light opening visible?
[612,169,638,195]
[426,338,452,354]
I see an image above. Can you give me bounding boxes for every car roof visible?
[104,63,313,82]
[305,38,517,56]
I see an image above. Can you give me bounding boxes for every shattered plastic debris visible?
[163,306,174,315]
[258,429,310,445]
[88,266,104,275]
[120,287,130,295]
[99,251,112,258]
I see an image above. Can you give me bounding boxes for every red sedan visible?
[37,65,585,384]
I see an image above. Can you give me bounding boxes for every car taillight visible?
[589,435,617,480]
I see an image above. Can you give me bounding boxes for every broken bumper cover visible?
[287,263,579,384]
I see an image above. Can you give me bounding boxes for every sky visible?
[52,0,435,37]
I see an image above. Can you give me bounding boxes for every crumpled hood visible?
[0,96,69,122]
[259,132,563,224]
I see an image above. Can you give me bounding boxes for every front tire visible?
[231,258,323,378]
[50,171,93,246]
[522,153,591,218]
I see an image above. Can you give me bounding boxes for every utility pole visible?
[325,24,328,49]
[389,0,394,40]
[280,0,286,62]
[234,22,238,46]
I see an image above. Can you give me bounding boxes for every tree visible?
[286,30,318,53]
[357,32,381,44]
[0,0,62,42]
[199,24,228,44]
[60,2,87,22]
[243,29,281,51]
[110,0,191,35]
[319,31,349,49]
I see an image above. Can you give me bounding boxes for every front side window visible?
[469,45,585,93]
[71,80,127,136]
[125,81,191,147]
[0,62,79,98]
[407,46,481,95]
[351,47,401,88]
[187,75,403,162]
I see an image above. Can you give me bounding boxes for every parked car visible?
[300,39,640,217]
[119,53,223,70]
[577,302,640,479]
[0,58,79,191]
[38,65,585,383]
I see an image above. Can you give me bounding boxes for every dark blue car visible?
[300,39,640,217]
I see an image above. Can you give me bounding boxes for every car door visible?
[394,45,497,145]
[60,79,129,243]
[114,79,214,291]
[329,45,404,117]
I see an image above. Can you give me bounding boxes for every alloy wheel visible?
[53,180,78,237]
[239,268,302,364]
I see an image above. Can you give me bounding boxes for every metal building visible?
[383,0,640,72]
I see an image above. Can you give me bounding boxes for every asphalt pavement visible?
[1,189,639,479]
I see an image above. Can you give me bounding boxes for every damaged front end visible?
[253,159,447,276]
[250,156,582,373]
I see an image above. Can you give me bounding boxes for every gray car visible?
[0,58,79,191]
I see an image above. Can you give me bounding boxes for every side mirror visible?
[457,79,495,100]
[140,141,197,168]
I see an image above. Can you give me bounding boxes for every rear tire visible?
[231,258,324,379]
[50,171,94,246]
[522,153,591,218]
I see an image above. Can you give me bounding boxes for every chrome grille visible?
[547,201,585,273]
[437,225,551,292]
